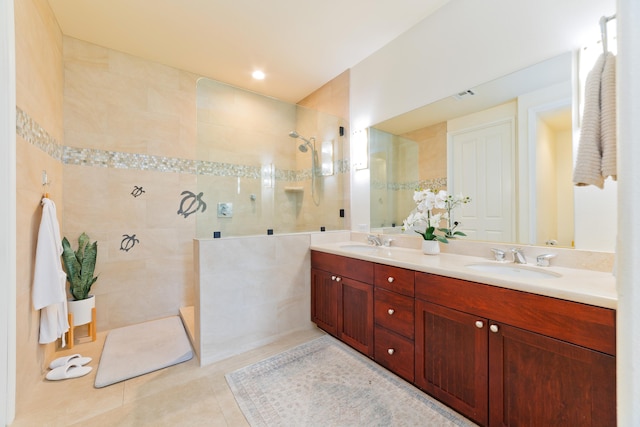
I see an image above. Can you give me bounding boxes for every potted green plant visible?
[62,232,98,327]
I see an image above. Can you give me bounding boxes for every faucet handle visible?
[367,234,382,246]
[382,237,394,247]
[536,253,556,267]
[490,248,506,261]
[510,247,527,264]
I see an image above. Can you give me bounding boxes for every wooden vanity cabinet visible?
[415,272,616,427]
[311,251,374,357]
[489,322,616,427]
[310,268,339,335]
[373,264,415,382]
[311,251,616,426]
[415,299,489,425]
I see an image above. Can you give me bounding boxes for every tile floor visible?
[11,327,326,426]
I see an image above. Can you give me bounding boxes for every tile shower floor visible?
[11,327,325,426]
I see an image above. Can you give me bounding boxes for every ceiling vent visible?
[453,89,476,100]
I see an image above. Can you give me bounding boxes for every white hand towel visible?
[573,53,606,188]
[33,198,69,345]
[601,52,617,180]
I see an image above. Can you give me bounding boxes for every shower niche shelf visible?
[284,186,304,193]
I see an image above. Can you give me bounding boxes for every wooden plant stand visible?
[65,307,97,349]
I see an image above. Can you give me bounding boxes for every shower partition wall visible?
[369,128,420,229]
[196,78,348,238]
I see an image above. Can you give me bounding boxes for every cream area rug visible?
[226,335,477,426]
[94,316,193,388]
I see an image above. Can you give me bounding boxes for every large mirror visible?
[369,51,617,252]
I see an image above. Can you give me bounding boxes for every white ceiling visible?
[47,0,449,103]
[374,52,573,134]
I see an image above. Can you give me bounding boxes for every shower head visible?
[288,130,315,146]
[298,144,308,153]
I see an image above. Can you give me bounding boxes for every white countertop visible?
[310,241,617,310]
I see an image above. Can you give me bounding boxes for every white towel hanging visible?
[33,197,69,346]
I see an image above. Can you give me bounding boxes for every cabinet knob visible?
[387,348,395,355]
[388,308,395,315]
[475,320,484,329]
[331,275,336,281]
[387,277,394,283]
[490,324,499,333]
[335,276,341,282]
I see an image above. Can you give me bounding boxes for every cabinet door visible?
[339,277,374,357]
[489,323,616,427]
[311,268,338,336]
[415,300,489,426]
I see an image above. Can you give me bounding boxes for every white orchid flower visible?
[429,213,442,227]
[435,190,447,209]
[423,191,436,211]
[413,189,429,203]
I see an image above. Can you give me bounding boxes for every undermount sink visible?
[465,262,561,279]
[339,244,381,254]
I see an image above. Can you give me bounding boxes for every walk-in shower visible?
[196,77,345,237]
[289,130,320,205]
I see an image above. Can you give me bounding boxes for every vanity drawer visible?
[374,264,415,296]
[311,250,373,283]
[415,272,616,356]
[374,288,414,339]
[375,327,414,382]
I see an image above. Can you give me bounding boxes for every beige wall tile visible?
[14,0,65,416]
[15,0,63,140]
[403,121,447,181]
[298,70,350,121]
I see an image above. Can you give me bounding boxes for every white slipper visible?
[45,363,93,381]
[49,354,92,370]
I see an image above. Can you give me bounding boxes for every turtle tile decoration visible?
[120,234,140,252]
[177,190,207,218]
[131,185,145,198]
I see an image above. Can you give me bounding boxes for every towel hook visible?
[42,170,51,198]
[600,14,616,54]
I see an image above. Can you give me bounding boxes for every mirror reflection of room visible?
[369,50,616,252]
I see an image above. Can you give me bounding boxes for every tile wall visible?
[14,0,64,415]
[61,37,200,331]
[194,231,351,365]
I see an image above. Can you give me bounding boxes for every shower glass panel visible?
[195,78,348,238]
[369,128,419,229]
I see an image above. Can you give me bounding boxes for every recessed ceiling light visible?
[252,70,265,80]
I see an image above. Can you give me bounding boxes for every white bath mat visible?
[94,316,193,388]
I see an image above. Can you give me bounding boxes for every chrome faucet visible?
[367,234,383,246]
[536,253,556,267]
[490,248,506,262]
[382,237,395,247]
[511,248,526,264]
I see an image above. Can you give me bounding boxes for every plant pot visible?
[67,295,95,326]
[422,240,440,255]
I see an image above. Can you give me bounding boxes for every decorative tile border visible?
[371,177,448,192]
[63,146,201,174]
[17,107,350,182]
[16,107,64,161]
